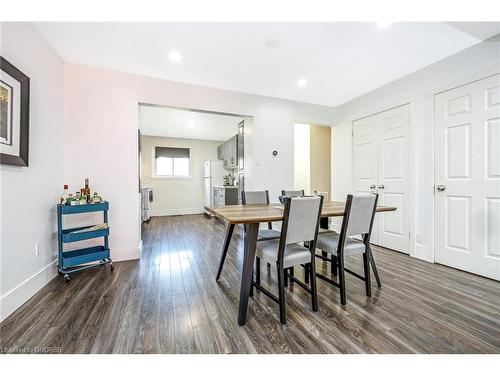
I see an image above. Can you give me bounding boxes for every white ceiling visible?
[139,105,243,141]
[35,22,500,106]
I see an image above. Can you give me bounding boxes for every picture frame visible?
[0,56,30,166]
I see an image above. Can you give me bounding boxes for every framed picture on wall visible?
[0,56,30,166]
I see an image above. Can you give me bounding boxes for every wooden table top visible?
[205,201,397,224]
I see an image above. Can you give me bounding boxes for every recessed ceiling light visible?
[168,50,182,63]
[265,36,281,48]
[297,78,308,88]
[377,21,392,29]
[187,121,195,128]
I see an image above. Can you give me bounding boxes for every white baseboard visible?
[110,245,141,262]
[415,243,434,263]
[150,208,204,217]
[330,222,341,233]
[0,260,58,322]
[0,243,141,322]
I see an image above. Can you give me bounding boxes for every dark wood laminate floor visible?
[1,215,499,354]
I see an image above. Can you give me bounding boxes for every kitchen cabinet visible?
[220,135,238,170]
[238,121,244,172]
[217,144,223,160]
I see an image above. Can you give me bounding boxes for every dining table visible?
[205,200,397,326]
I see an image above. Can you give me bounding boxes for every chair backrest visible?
[281,189,305,198]
[280,196,323,245]
[241,190,269,205]
[313,191,331,202]
[340,194,378,238]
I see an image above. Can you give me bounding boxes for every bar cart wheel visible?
[64,274,71,282]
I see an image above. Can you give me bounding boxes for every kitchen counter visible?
[213,186,239,206]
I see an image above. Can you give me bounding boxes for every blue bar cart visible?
[57,201,113,281]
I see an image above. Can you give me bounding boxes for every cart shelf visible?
[62,225,109,243]
[62,245,110,267]
[58,201,109,215]
[57,201,112,281]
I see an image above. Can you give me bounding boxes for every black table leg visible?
[215,223,235,281]
[237,222,259,326]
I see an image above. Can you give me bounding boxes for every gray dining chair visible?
[215,190,280,281]
[279,189,305,284]
[253,195,324,324]
[242,190,281,241]
[281,189,305,197]
[314,194,379,306]
[242,190,282,271]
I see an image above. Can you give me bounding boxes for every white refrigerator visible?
[203,160,224,213]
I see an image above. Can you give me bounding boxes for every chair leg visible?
[338,255,347,306]
[363,252,372,297]
[277,265,287,324]
[331,254,338,277]
[304,264,310,284]
[289,267,294,284]
[310,258,318,312]
[367,244,382,288]
[267,262,271,268]
[284,268,289,288]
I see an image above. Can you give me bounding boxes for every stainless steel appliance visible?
[203,160,225,214]
[141,187,152,222]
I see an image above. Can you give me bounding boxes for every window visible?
[154,147,191,177]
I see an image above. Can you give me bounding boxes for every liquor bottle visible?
[84,178,91,203]
[60,184,70,204]
[78,192,87,205]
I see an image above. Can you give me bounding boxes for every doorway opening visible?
[293,123,332,197]
[137,103,251,231]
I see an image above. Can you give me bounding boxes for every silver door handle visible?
[437,185,446,192]
[378,184,385,190]
[369,184,376,189]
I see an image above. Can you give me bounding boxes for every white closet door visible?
[435,74,500,280]
[353,114,380,244]
[353,104,410,253]
[376,105,410,253]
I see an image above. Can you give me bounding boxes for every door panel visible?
[486,118,500,178]
[445,195,471,252]
[435,74,500,280]
[377,106,410,252]
[445,123,471,179]
[485,198,500,258]
[353,117,379,243]
[353,104,410,253]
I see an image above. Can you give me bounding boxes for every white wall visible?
[332,35,500,262]
[0,23,64,321]
[293,124,311,194]
[141,135,222,215]
[64,63,337,262]
[309,125,331,193]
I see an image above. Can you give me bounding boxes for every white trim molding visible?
[150,208,204,217]
[0,260,58,322]
[0,244,142,322]
[110,245,142,262]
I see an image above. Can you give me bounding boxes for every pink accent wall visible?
[63,63,336,260]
